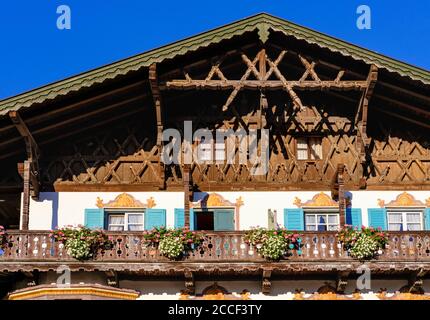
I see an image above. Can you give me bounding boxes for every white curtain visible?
[108,215,125,231]
[388,212,402,231]
[297,138,308,160]
[128,214,143,224]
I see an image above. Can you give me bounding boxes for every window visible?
[305,211,339,231]
[197,137,225,162]
[193,208,235,231]
[107,211,144,231]
[387,209,423,231]
[296,137,322,160]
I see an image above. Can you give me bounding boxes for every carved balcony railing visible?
[2,231,430,265]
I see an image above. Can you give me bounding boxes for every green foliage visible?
[244,227,302,261]
[337,225,389,260]
[143,227,205,260]
[0,226,7,251]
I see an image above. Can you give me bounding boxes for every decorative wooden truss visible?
[164,48,373,112]
[96,193,156,209]
[293,192,338,208]
[377,192,427,208]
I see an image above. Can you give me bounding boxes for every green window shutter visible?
[174,208,185,228]
[345,208,362,228]
[174,208,195,230]
[84,208,105,229]
[284,208,304,231]
[214,209,235,231]
[424,208,430,231]
[368,208,388,230]
[145,209,166,230]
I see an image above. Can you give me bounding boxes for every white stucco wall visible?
[25,190,430,231]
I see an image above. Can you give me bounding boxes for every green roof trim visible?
[1,13,429,115]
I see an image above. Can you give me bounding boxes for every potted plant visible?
[142,226,205,260]
[50,225,113,261]
[337,225,389,260]
[0,225,8,256]
[244,227,303,261]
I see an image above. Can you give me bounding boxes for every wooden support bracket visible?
[105,270,118,287]
[22,271,38,287]
[408,269,426,294]
[9,111,40,200]
[262,269,272,294]
[184,270,195,295]
[356,65,378,165]
[336,271,349,294]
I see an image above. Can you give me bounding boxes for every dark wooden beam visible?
[0,80,147,135]
[163,79,369,91]
[9,111,40,200]
[374,94,430,119]
[149,63,166,190]
[376,108,430,130]
[0,96,147,159]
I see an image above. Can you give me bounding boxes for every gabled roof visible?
[1,13,429,115]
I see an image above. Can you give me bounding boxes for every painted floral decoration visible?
[337,225,389,260]
[143,226,205,260]
[244,227,303,261]
[50,225,113,261]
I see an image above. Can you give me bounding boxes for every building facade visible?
[1,13,430,300]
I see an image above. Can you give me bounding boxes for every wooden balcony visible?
[1,231,430,275]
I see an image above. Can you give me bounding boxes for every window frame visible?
[193,207,236,231]
[303,208,340,231]
[386,207,424,231]
[105,208,145,231]
[295,136,323,161]
[196,136,226,163]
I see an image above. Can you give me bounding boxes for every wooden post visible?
[21,160,31,230]
[337,164,346,227]
[183,164,191,229]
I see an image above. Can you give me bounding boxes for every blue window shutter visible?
[284,208,304,231]
[345,208,362,228]
[84,208,105,229]
[190,208,195,231]
[368,208,387,230]
[214,209,235,231]
[145,209,166,230]
[174,208,195,230]
[174,208,185,228]
[424,208,430,231]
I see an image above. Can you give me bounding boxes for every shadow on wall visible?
[37,193,59,229]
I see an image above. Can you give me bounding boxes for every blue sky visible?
[0,1,429,100]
